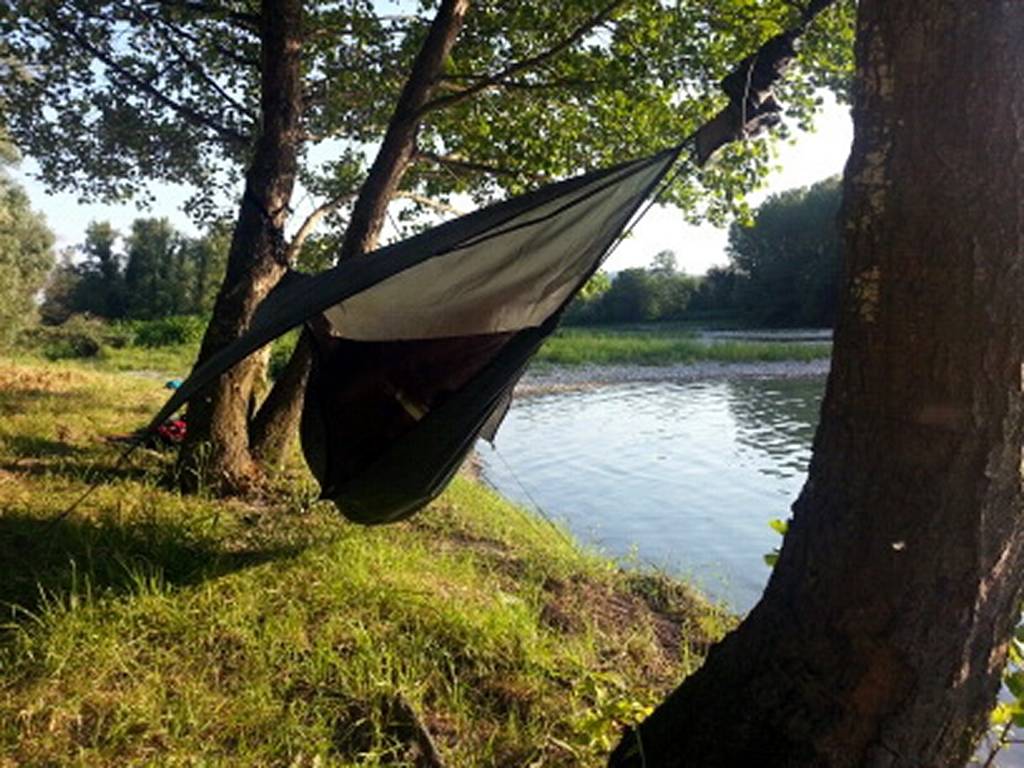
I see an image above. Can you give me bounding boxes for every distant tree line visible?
[11,172,840,342]
[566,251,698,324]
[720,176,842,327]
[568,177,842,328]
[41,219,230,325]
[0,160,232,354]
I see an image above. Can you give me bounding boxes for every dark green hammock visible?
[147,19,817,525]
[150,148,681,524]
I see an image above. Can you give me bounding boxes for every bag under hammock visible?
[148,146,682,523]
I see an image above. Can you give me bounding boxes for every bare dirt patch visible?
[539,572,725,682]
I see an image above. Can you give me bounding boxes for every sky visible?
[608,93,854,274]
[11,94,853,277]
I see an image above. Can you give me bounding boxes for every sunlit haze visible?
[12,95,852,276]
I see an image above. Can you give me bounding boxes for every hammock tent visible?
[144,17,821,525]
[149,146,683,524]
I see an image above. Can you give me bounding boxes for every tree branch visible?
[43,13,250,148]
[414,149,548,183]
[140,7,260,68]
[397,191,464,216]
[286,189,462,262]
[286,193,355,262]
[803,0,841,21]
[136,7,257,121]
[440,73,599,92]
[392,693,447,768]
[143,0,260,30]
[337,0,470,260]
[418,0,626,115]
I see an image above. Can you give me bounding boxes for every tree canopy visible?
[726,175,841,327]
[1,0,854,235]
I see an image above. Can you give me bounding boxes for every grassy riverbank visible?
[91,324,831,375]
[534,325,832,367]
[0,358,730,767]
[19,317,832,383]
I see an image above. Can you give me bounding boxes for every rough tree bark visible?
[248,0,470,467]
[610,2,1024,766]
[178,0,303,492]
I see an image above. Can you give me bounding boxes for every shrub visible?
[18,314,127,360]
[127,315,207,347]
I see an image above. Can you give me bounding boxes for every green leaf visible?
[991,702,1014,725]
[1006,671,1024,699]
[1,0,855,231]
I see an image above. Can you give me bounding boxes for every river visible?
[480,376,824,612]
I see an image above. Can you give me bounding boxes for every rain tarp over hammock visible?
[0,2,832,544]
[150,146,683,524]
[146,13,823,525]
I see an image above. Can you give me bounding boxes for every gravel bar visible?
[516,359,831,397]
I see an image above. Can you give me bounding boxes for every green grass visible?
[4,340,198,378]
[93,342,199,374]
[535,326,832,367]
[0,358,731,767]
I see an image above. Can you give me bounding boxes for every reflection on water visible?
[479,378,825,611]
[727,380,820,480]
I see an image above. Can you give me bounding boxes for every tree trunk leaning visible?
[178,0,303,494]
[248,0,470,467]
[611,2,1024,765]
[250,330,312,467]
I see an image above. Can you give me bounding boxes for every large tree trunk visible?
[248,0,470,467]
[610,2,1024,766]
[178,0,303,493]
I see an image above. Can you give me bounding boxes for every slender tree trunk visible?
[250,330,311,466]
[178,0,303,493]
[248,0,470,466]
[336,0,470,261]
[610,2,1024,766]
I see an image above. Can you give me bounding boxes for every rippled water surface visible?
[480,377,825,611]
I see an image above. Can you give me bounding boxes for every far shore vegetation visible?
[4,174,843,381]
[535,326,831,367]
[8,314,833,379]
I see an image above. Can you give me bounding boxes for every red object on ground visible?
[156,418,187,444]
